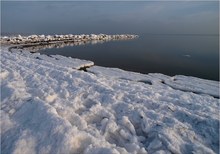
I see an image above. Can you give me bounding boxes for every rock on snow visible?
[1,46,219,154]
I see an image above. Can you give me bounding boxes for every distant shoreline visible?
[1,34,138,53]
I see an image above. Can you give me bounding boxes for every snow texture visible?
[9,49,94,70]
[1,46,219,154]
[88,66,219,98]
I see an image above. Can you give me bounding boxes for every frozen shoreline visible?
[1,34,138,45]
[1,35,219,154]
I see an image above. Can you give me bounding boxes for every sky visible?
[1,1,219,35]
[1,0,219,1]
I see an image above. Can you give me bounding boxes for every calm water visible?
[2,1,219,80]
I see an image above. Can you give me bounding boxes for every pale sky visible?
[1,1,219,35]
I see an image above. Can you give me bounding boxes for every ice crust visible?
[1,46,219,154]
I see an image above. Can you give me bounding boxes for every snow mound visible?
[1,47,219,154]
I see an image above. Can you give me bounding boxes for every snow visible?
[1,46,219,154]
[9,49,94,70]
[162,75,219,98]
[87,66,162,85]
[88,66,219,98]
[1,34,138,45]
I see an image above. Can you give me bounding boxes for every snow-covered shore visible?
[1,36,219,154]
[1,34,138,45]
